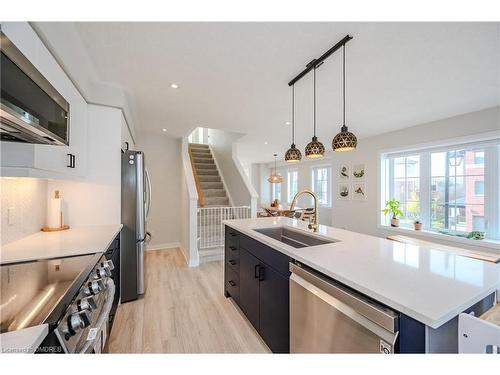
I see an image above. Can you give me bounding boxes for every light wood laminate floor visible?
[108,249,270,353]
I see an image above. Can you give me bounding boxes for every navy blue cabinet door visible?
[239,247,260,331]
[259,264,290,353]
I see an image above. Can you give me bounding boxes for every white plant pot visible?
[391,218,399,227]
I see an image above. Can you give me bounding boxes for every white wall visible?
[255,107,500,248]
[47,104,122,227]
[135,134,182,250]
[121,112,135,151]
[0,178,48,245]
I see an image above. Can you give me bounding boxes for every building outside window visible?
[287,170,298,203]
[311,167,332,207]
[380,140,499,240]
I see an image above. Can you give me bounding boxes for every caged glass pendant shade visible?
[305,136,325,158]
[284,85,302,163]
[332,43,357,152]
[285,143,302,163]
[268,154,283,183]
[305,67,324,159]
[332,125,357,151]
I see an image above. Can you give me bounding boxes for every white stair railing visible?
[198,206,251,249]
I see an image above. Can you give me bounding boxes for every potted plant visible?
[382,199,404,227]
[414,220,422,231]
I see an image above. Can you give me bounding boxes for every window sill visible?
[377,224,500,252]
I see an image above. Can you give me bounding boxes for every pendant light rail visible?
[288,35,353,87]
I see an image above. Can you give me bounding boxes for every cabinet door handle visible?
[67,154,76,168]
[229,260,237,266]
[254,264,260,279]
[229,246,237,251]
[228,280,236,287]
[258,266,265,281]
[230,232,237,237]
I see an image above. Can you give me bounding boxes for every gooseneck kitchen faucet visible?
[289,190,319,232]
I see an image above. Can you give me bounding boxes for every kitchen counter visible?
[0,324,48,353]
[223,217,500,329]
[0,224,122,265]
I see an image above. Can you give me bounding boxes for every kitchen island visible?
[223,217,499,353]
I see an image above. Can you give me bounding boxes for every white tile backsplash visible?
[1,178,48,246]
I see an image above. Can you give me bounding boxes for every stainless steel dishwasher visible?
[290,263,400,353]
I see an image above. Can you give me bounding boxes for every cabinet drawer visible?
[240,235,291,277]
[225,227,240,249]
[226,252,239,272]
[225,265,240,303]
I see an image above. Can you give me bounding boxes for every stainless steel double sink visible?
[253,226,337,248]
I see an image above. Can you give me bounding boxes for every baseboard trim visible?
[146,242,181,251]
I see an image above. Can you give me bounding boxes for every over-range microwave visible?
[0,31,69,145]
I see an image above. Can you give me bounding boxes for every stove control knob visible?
[76,296,97,312]
[83,279,105,296]
[101,260,115,271]
[67,310,91,336]
[97,266,112,278]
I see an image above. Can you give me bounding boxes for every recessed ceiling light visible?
[170,83,179,89]
[162,128,167,132]
[264,141,268,145]
[285,121,291,125]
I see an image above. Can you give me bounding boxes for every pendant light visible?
[284,84,302,163]
[268,153,283,183]
[332,43,357,151]
[305,66,325,158]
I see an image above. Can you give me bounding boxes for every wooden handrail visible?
[188,147,205,207]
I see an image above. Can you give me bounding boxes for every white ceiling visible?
[37,22,500,164]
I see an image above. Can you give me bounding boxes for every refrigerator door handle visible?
[145,167,152,221]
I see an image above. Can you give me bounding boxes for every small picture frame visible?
[339,164,350,180]
[337,183,350,200]
[352,164,365,181]
[352,183,367,201]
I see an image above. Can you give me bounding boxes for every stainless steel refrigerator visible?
[121,150,151,302]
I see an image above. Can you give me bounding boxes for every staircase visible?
[189,143,230,207]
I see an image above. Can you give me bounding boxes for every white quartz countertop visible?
[223,217,500,329]
[0,324,48,353]
[0,224,122,265]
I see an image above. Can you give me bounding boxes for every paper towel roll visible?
[47,191,62,229]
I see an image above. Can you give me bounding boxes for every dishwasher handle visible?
[290,263,399,333]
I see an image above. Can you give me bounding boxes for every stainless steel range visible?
[52,256,115,353]
[1,253,117,353]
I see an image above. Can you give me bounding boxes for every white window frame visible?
[378,132,500,245]
[311,165,332,208]
[287,169,298,204]
[271,182,281,202]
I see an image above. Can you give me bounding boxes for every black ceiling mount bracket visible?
[288,34,353,86]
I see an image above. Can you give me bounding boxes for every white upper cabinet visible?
[0,22,87,178]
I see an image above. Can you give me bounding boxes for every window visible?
[474,151,484,165]
[271,183,281,202]
[287,170,298,203]
[430,148,484,233]
[381,139,499,240]
[312,167,332,207]
[474,181,484,196]
[391,155,420,226]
